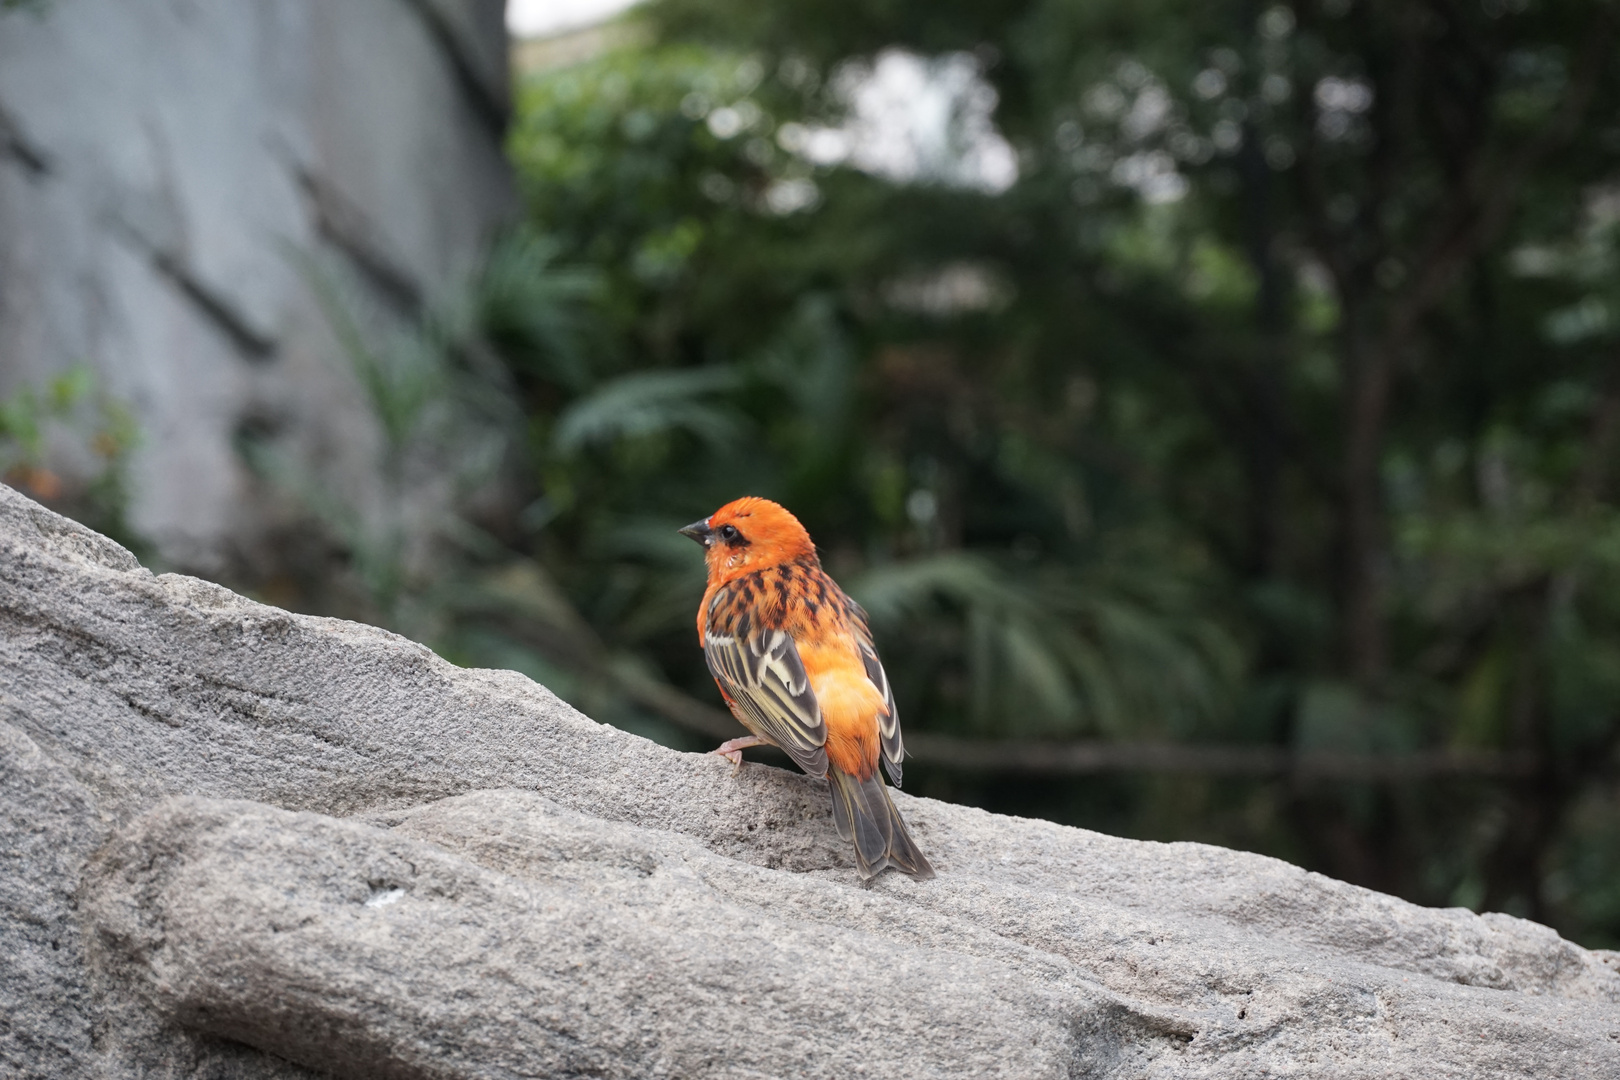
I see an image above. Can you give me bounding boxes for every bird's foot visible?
[712,736,766,775]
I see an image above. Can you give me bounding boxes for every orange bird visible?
[680,496,934,881]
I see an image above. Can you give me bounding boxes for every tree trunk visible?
[1238,121,1288,582]
[1339,318,1392,690]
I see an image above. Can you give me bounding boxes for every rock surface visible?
[0,0,512,572]
[3,480,1620,1079]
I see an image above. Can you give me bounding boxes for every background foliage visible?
[251,0,1620,948]
[1,368,137,550]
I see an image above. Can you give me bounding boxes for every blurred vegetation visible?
[254,0,1620,947]
[1,367,138,549]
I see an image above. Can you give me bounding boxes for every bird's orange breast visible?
[797,634,884,779]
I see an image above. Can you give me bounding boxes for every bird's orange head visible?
[679,496,818,585]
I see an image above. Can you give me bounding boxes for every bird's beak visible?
[678,519,714,546]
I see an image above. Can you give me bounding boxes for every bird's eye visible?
[719,524,740,542]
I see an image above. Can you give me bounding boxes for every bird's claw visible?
[712,735,766,775]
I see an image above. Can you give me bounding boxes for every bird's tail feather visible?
[827,766,935,880]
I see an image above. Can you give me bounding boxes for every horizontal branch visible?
[903,734,1534,782]
[617,671,741,741]
[619,674,1538,781]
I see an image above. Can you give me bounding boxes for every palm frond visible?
[850,551,1239,738]
[553,366,744,453]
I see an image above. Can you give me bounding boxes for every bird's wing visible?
[856,638,904,788]
[704,624,829,778]
[845,596,904,787]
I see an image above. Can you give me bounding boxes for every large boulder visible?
[2,480,1618,1079]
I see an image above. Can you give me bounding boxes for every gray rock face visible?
[0,0,512,572]
[3,481,1620,1079]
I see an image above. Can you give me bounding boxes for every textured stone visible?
[0,0,513,572]
[83,795,1090,1080]
[3,481,1620,1079]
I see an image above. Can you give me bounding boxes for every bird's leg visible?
[713,735,767,773]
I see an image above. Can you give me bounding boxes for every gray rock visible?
[82,795,1090,1079]
[0,0,513,573]
[3,480,1620,1079]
